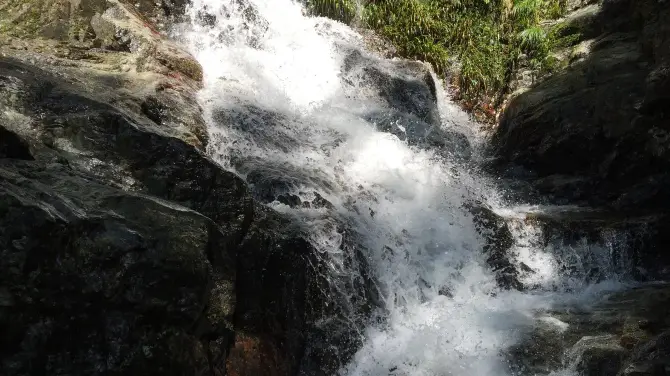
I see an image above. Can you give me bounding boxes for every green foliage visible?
[304,0,358,24]
[307,0,570,105]
[547,21,583,49]
[540,0,569,19]
[513,0,543,27]
[518,26,547,50]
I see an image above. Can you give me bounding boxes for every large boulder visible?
[1,0,203,82]
[0,2,328,374]
[341,48,472,161]
[0,0,191,39]
[0,160,236,376]
[620,331,670,376]
[490,0,670,276]
[508,284,670,376]
[465,201,522,290]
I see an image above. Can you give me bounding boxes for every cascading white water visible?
[175,1,633,374]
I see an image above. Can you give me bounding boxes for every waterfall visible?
[175,1,634,374]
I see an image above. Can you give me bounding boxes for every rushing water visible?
[176,1,634,375]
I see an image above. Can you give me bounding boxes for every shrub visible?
[307,0,570,108]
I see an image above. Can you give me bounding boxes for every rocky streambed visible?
[1,0,670,375]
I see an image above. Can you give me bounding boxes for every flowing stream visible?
[176,1,635,374]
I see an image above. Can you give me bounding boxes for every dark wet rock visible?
[0,161,236,376]
[364,109,472,160]
[226,206,323,376]
[237,157,336,205]
[507,320,566,375]
[0,3,334,374]
[510,284,670,376]
[212,105,306,153]
[425,126,472,161]
[0,42,373,376]
[0,59,321,374]
[438,285,454,298]
[277,193,303,207]
[298,227,382,376]
[515,206,654,282]
[274,192,335,210]
[0,127,33,160]
[341,48,472,160]
[308,192,335,210]
[342,48,441,127]
[490,0,670,276]
[465,201,522,290]
[573,335,627,376]
[0,58,224,212]
[620,331,670,376]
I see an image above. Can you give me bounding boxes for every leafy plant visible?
[304,0,358,24]
[518,26,546,51]
[307,0,570,110]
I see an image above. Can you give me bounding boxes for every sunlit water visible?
[175,1,633,374]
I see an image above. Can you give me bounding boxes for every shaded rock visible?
[511,284,670,376]
[506,319,567,375]
[531,174,596,204]
[0,0,189,39]
[490,0,670,276]
[562,4,603,38]
[226,206,321,376]
[567,0,599,12]
[465,201,522,290]
[572,335,627,376]
[341,48,471,160]
[0,161,236,376]
[492,0,670,206]
[621,331,670,376]
[130,0,192,31]
[342,48,441,127]
[0,4,330,374]
[0,127,33,160]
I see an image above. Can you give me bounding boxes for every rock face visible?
[508,284,670,376]
[0,1,325,375]
[1,161,237,375]
[490,0,670,277]
[342,48,472,161]
[465,201,521,290]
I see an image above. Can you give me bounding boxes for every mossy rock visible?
[156,47,204,82]
[0,0,108,42]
